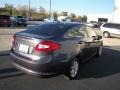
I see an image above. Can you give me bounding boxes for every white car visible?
[44,17,55,22]
[86,22,94,27]
[100,23,120,38]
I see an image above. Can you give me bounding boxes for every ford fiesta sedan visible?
[10,22,103,80]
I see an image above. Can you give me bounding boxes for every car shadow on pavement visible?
[1,47,120,80]
[77,46,120,80]
[0,50,10,56]
[0,68,25,79]
[0,50,25,79]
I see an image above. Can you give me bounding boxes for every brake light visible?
[35,41,60,52]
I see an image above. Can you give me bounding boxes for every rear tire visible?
[64,58,80,80]
[103,32,110,38]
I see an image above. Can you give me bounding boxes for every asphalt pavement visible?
[0,45,120,90]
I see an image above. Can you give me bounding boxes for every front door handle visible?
[78,41,84,44]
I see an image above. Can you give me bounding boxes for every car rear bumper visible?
[12,62,56,76]
[10,52,68,76]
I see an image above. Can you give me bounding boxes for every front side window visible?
[66,26,88,38]
[86,27,97,37]
[103,23,120,30]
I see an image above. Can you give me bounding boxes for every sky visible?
[0,0,115,15]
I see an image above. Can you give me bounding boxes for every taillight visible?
[35,40,60,53]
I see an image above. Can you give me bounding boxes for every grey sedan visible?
[10,22,103,80]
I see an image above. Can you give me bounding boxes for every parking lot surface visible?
[0,27,120,90]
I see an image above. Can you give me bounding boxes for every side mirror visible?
[92,35,102,40]
[98,35,102,40]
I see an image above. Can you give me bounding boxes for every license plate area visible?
[19,43,29,54]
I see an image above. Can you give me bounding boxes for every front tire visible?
[96,46,102,57]
[64,58,80,80]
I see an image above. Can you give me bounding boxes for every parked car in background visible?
[11,16,27,26]
[100,23,120,38]
[86,21,103,28]
[86,22,95,27]
[44,17,55,22]
[10,22,103,80]
[57,16,71,22]
[10,16,17,26]
[0,15,11,27]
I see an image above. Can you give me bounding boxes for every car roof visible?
[104,22,120,25]
[38,22,84,28]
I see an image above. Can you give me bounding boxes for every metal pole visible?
[49,0,51,17]
[28,0,30,20]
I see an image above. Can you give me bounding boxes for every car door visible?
[62,25,88,62]
[101,23,113,32]
[110,24,120,35]
[75,26,97,61]
[67,26,94,61]
[85,26,100,56]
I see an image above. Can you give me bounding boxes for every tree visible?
[12,7,19,16]
[61,11,68,16]
[69,13,76,21]
[81,15,87,22]
[4,3,13,15]
[75,16,82,22]
[39,6,47,20]
[53,11,58,20]
[39,6,46,15]
[17,5,29,16]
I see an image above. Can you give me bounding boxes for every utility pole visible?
[49,0,51,17]
[28,0,30,20]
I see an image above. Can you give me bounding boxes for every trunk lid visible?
[12,32,54,59]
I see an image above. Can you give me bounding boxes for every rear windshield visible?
[25,23,66,36]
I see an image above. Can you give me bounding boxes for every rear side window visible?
[103,23,113,28]
[103,23,120,29]
[0,15,9,19]
[115,24,120,29]
[113,24,120,29]
[25,24,65,36]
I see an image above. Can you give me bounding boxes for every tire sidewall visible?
[103,32,110,38]
[65,58,80,80]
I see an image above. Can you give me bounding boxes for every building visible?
[87,0,120,23]
[87,14,113,22]
[113,0,120,23]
